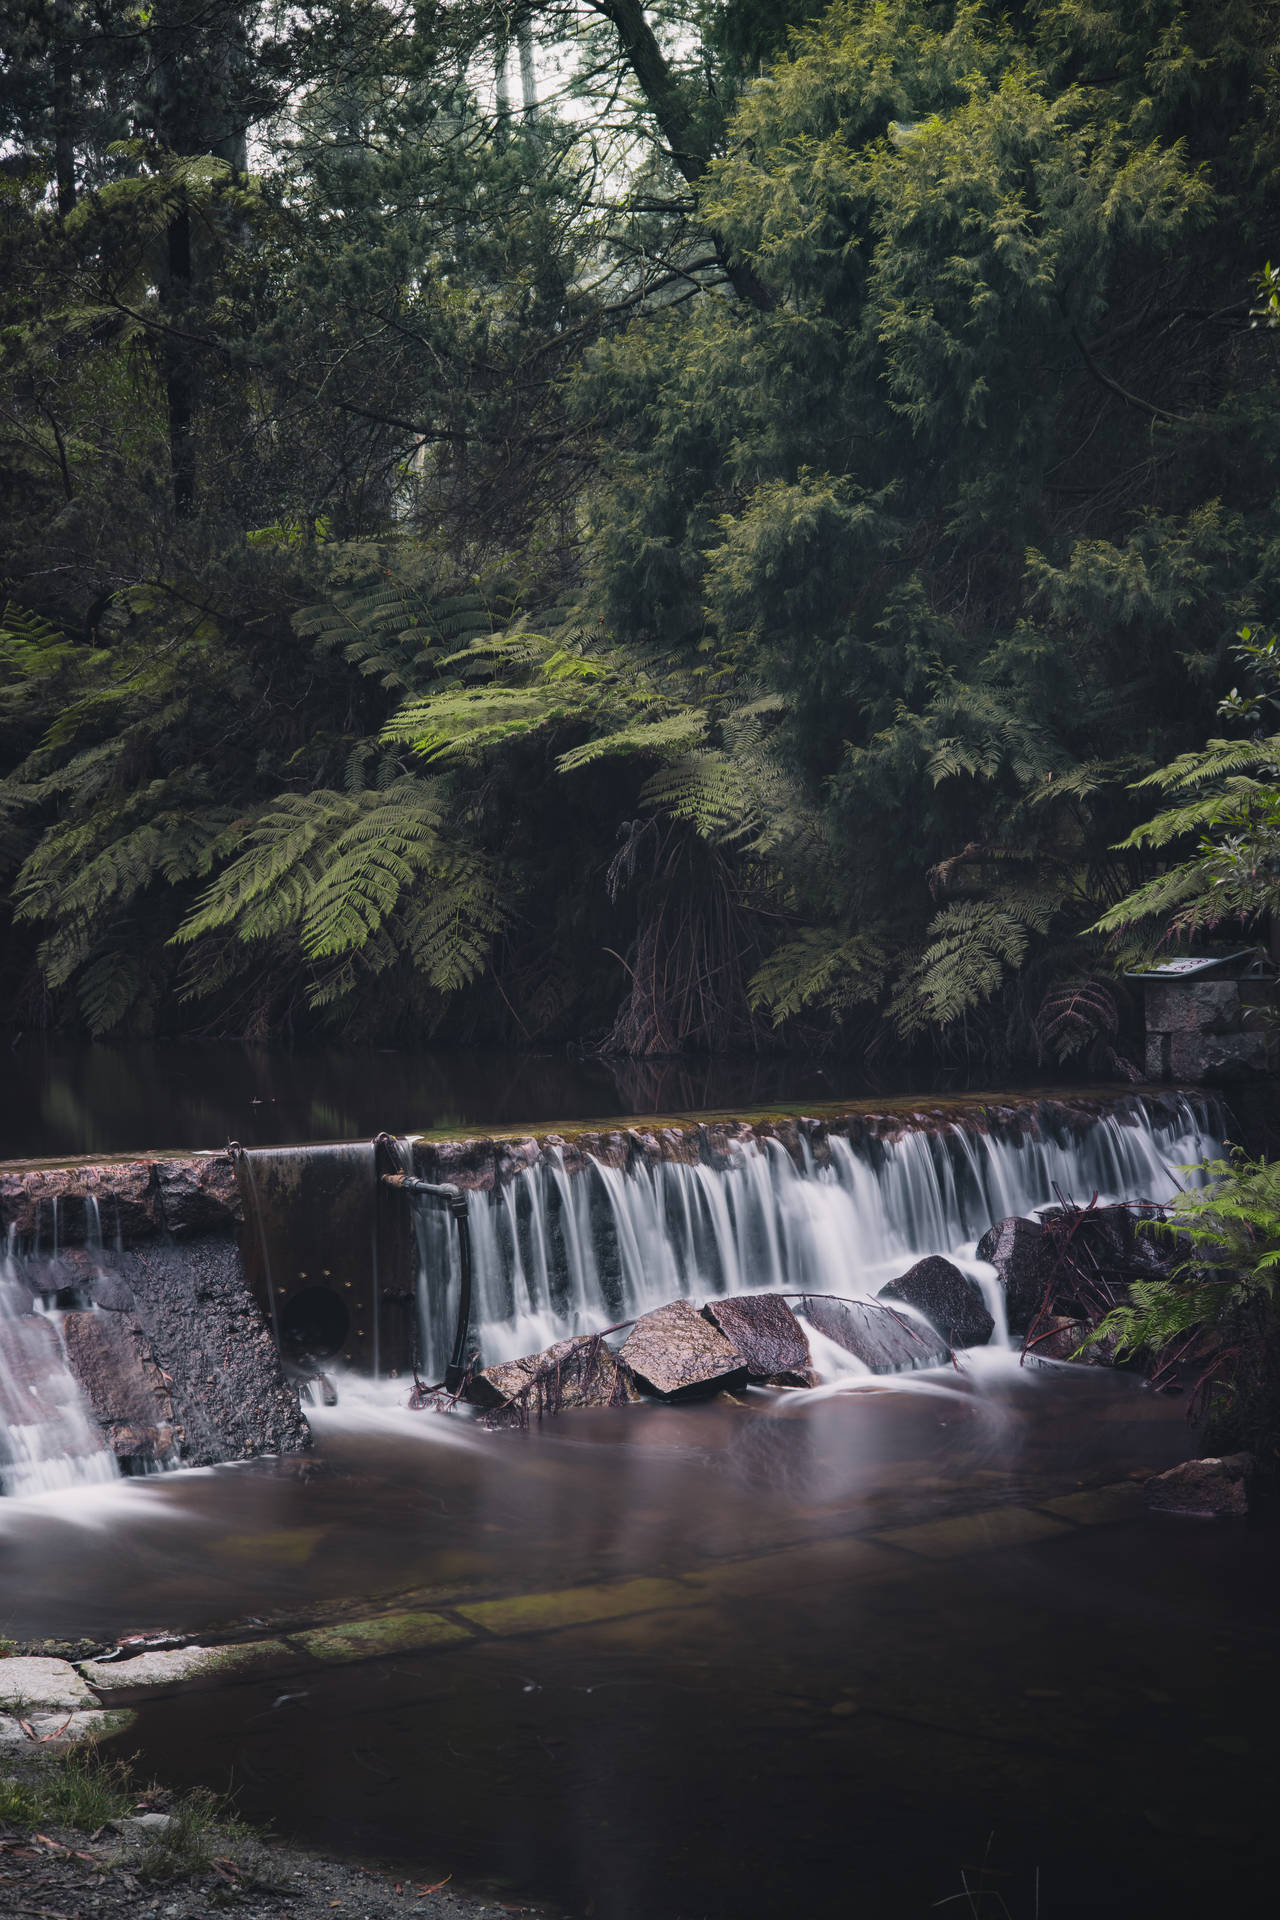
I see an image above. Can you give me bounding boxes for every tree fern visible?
[1093,628,1280,947]
[749,929,891,1025]
[890,891,1060,1036]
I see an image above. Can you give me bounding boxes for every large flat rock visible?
[0,1656,97,1711]
[466,1333,641,1422]
[702,1294,815,1385]
[80,1641,292,1690]
[800,1295,949,1372]
[620,1299,747,1398]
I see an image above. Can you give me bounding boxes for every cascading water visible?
[408,1095,1223,1382]
[0,1225,119,1497]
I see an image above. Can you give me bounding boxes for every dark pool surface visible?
[1,1041,852,1160]
[2,1362,1275,1918]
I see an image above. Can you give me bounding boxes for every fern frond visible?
[749,929,890,1024]
[556,710,707,774]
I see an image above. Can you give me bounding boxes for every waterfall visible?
[0,1227,119,1497]
[409,1096,1222,1382]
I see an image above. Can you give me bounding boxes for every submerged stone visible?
[1145,1453,1254,1517]
[701,1294,815,1386]
[877,1256,993,1349]
[466,1333,640,1423]
[620,1299,747,1399]
[799,1295,949,1372]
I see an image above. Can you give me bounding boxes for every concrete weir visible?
[0,1086,1221,1483]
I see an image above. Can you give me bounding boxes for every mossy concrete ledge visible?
[410,1085,1208,1190]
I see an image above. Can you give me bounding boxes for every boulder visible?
[620,1299,747,1399]
[1144,1453,1254,1517]
[799,1295,949,1373]
[877,1256,993,1349]
[702,1294,815,1386]
[974,1216,1053,1334]
[465,1333,640,1421]
[60,1311,175,1465]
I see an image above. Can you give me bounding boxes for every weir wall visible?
[0,1085,1227,1473]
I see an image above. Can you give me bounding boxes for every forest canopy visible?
[1,0,1277,1073]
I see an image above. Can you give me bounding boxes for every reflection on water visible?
[1,1041,848,1161]
[0,1366,1276,1917]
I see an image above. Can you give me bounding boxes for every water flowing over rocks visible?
[619,1300,748,1398]
[0,1088,1223,1479]
[800,1295,950,1372]
[1144,1453,1254,1516]
[975,1217,1052,1335]
[878,1256,994,1349]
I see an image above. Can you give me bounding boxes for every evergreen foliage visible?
[0,1,1276,1066]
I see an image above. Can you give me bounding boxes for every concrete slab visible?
[457,1576,695,1636]
[1040,1483,1145,1525]
[872,1506,1071,1559]
[294,1612,472,1663]
[682,1538,903,1599]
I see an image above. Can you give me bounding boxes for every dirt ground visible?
[0,1754,546,1920]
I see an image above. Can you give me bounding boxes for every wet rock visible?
[878,1256,994,1349]
[79,1641,292,1690]
[800,1295,949,1372]
[85,1264,135,1313]
[1144,1453,1254,1516]
[701,1294,815,1386]
[620,1299,748,1398]
[975,1216,1052,1335]
[60,1310,175,1464]
[466,1333,641,1421]
[153,1154,241,1234]
[1023,1314,1122,1365]
[1038,1202,1170,1284]
[1023,1314,1088,1363]
[297,1370,339,1408]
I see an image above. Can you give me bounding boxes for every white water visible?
[409,1097,1221,1381]
[0,1226,120,1497]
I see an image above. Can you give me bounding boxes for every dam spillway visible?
[398,1090,1219,1383]
[0,1088,1223,1488]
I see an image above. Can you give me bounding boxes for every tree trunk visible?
[162,202,196,517]
[593,0,773,311]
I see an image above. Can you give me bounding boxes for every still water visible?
[1,1363,1275,1918]
[1,1042,842,1160]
